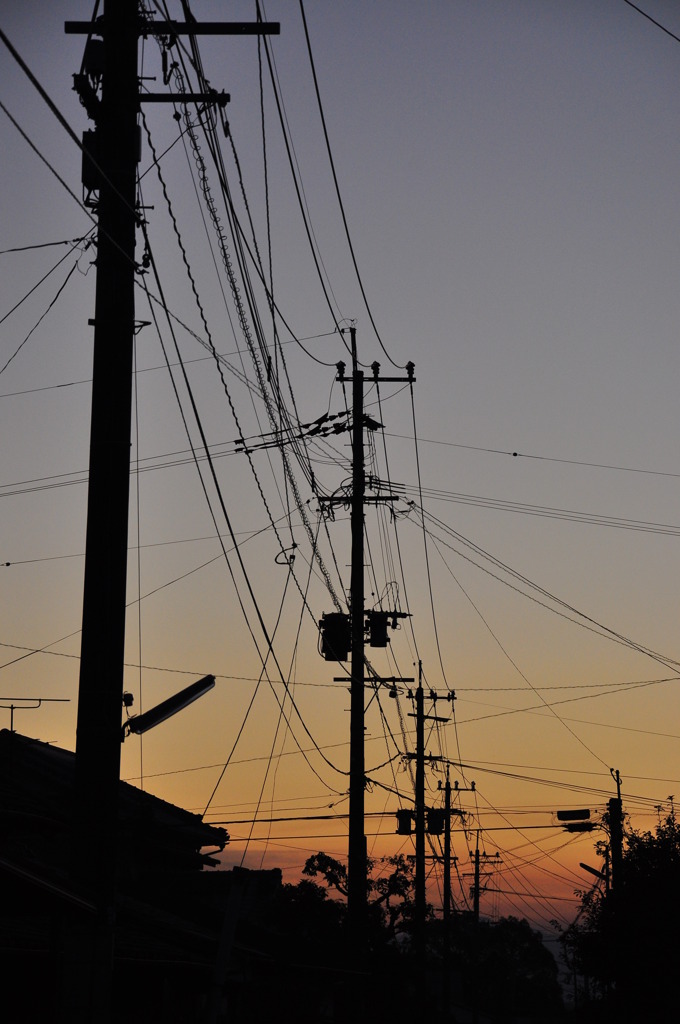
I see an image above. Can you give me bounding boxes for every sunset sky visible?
[2,0,680,940]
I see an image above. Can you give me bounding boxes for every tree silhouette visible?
[562,807,680,1019]
[302,850,421,940]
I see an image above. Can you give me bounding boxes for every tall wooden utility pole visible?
[64,7,278,1020]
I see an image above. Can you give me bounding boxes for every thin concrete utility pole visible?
[335,339,415,933]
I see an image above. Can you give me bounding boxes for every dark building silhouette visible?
[0,729,231,1021]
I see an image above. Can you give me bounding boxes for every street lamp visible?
[121,674,215,740]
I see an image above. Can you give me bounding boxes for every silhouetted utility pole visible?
[439,766,470,1018]
[404,672,451,953]
[438,767,474,913]
[465,834,501,924]
[415,666,426,930]
[64,7,278,1021]
[66,6,142,1017]
[609,768,623,893]
[442,769,453,1020]
[473,841,481,922]
[443,769,452,921]
[335,343,415,935]
[607,769,625,1013]
[349,325,367,925]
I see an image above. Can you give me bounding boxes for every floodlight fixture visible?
[121,674,215,740]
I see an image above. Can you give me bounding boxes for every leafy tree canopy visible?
[561,808,680,1017]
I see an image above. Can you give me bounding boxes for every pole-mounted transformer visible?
[396,809,414,835]
[364,608,410,648]
[319,612,351,661]
[427,808,447,835]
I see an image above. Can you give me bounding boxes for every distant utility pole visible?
[443,770,452,919]
[607,768,625,1012]
[465,833,501,924]
[64,6,278,1020]
[415,666,426,930]
[473,841,481,922]
[403,671,451,951]
[439,765,473,918]
[608,768,623,892]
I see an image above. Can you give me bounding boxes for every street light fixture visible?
[121,674,215,740]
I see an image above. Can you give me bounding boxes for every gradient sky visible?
[2,0,680,940]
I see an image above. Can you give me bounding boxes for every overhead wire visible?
[411,505,680,672]
[163,50,347,614]
[137,219,347,790]
[385,430,680,481]
[409,380,450,687]
[297,0,405,370]
[203,562,296,825]
[621,0,680,45]
[255,539,323,867]
[136,21,359,794]
[427,534,612,771]
[254,11,354,362]
[0,232,93,329]
[0,257,85,377]
[0,26,83,149]
[0,238,85,255]
[392,480,680,537]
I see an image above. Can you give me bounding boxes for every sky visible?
[2,0,680,941]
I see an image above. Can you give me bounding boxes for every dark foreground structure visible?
[1,729,569,1023]
[0,729,230,1022]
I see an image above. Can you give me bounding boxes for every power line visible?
[0,234,93,329]
[0,26,82,148]
[298,0,404,369]
[396,482,680,537]
[1,257,84,377]
[621,0,680,45]
[0,238,82,254]
[0,99,95,226]
[384,431,680,480]
[414,507,680,672]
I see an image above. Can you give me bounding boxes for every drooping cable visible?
[409,381,450,687]
[139,224,347,788]
[428,534,612,772]
[1,256,83,377]
[0,232,93,329]
[297,0,405,369]
[414,505,680,672]
[166,66,346,612]
[204,562,295,825]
